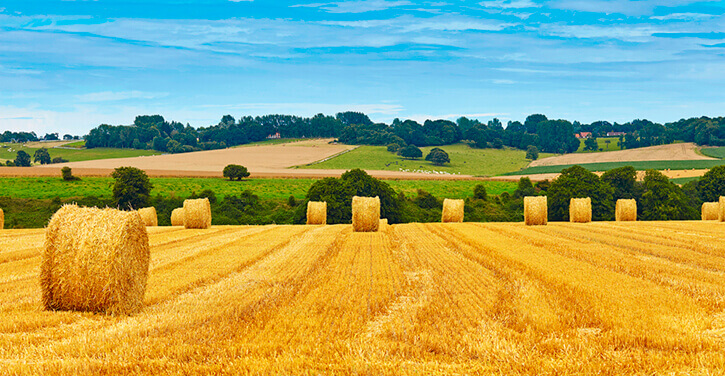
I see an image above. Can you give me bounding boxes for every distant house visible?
[267,132,281,139]
[606,132,626,137]
[575,132,592,139]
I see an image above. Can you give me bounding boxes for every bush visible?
[386,143,401,153]
[223,164,250,181]
[288,195,297,207]
[33,148,51,165]
[52,157,69,164]
[61,167,79,181]
[14,150,31,167]
[473,184,487,200]
[697,165,725,202]
[525,145,539,160]
[189,189,217,204]
[425,148,450,166]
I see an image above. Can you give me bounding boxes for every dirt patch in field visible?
[530,143,713,167]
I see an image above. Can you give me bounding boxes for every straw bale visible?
[380,218,388,226]
[720,196,725,222]
[569,198,592,223]
[524,196,547,225]
[352,196,380,232]
[40,205,150,315]
[306,201,327,225]
[703,202,720,221]
[138,207,157,227]
[441,199,464,223]
[616,199,637,222]
[170,208,185,226]
[0,208,3,230]
[184,198,212,229]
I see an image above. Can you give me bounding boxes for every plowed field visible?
[2,222,725,374]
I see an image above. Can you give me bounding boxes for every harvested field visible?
[2,222,725,374]
[530,143,712,167]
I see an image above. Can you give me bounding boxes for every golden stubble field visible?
[2,221,725,374]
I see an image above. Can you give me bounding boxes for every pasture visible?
[2,221,725,374]
[575,137,621,152]
[0,143,157,163]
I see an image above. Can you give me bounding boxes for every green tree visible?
[386,143,401,153]
[14,150,31,167]
[223,164,250,181]
[697,165,725,202]
[583,137,598,151]
[111,167,153,209]
[525,145,539,160]
[33,148,51,165]
[298,169,401,224]
[414,189,440,209]
[473,184,487,200]
[547,165,614,221]
[513,177,535,198]
[640,170,698,220]
[425,148,450,166]
[398,145,422,159]
[600,166,643,200]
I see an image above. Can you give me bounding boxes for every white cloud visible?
[75,91,169,102]
[479,0,540,9]
[292,0,412,13]
[651,13,716,21]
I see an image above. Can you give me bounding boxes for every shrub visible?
[61,167,79,181]
[398,145,422,159]
[223,164,250,181]
[473,184,487,200]
[425,148,450,166]
[111,167,153,209]
[525,145,539,160]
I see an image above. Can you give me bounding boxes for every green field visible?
[0,177,517,201]
[700,147,725,159]
[0,143,157,163]
[508,159,725,175]
[576,137,621,153]
[299,144,551,177]
[61,140,86,148]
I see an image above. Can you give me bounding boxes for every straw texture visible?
[40,205,150,315]
[702,202,719,221]
[441,199,464,223]
[524,196,547,225]
[170,208,185,226]
[720,197,725,222]
[352,196,380,232]
[616,199,637,221]
[306,201,327,225]
[0,208,3,230]
[184,198,212,229]
[569,198,592,223]
[138,207,158,227]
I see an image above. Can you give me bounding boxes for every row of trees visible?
[0,131,79,143]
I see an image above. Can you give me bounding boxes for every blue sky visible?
[0,0,724,135]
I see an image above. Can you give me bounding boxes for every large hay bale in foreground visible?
[616,199,637,222]
[306,201,327,225]
[441,199,464,223]
[524,196,547,226]
[569,198,592,223]
[352,196,380,232]
[720,197,725,222]
[0,208,3,230]
[703,202,720,221]
[183,198,212,229]
[40,205,150,315]
[138,207,157,227]
[170,208,185,226]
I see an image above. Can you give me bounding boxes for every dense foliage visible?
[111,166,153,209]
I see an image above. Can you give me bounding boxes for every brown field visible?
[492,168,711,183]
[2,221,725,374]
[530,142,712,167]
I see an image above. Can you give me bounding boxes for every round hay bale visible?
[170,208,185,226]
[352,196,380,232]
[569,198,592,223]
[616,199,637,222]
[703,202,720,221]
[138,207,158,227]
[0,208,3,230]
[183,198,212,229]
[40,205,150,315]
[306,201,327,225]
[524,196,547,226]
[720,196,725,222]
[441,199,464,223]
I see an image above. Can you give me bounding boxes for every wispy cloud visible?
[75,91,169,102]
[292,0,412,13]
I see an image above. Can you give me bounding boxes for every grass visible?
[299,144,552,177]
[0,143,156,162]
[61,140,86,148]
[0,177,517,200]
[700,147,725,159]
[576,137,621,153]
[508,159,725,175]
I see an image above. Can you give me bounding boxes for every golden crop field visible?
[2,221,725,374]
